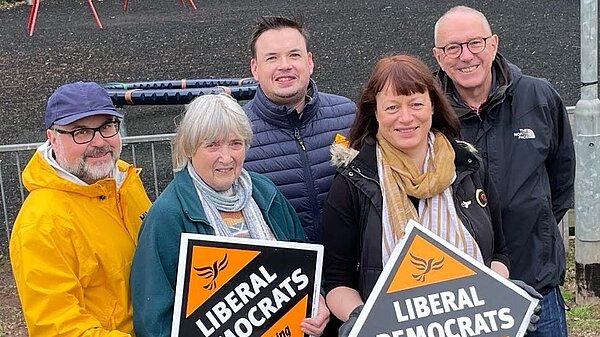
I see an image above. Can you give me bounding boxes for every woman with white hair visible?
[130,94,329,337]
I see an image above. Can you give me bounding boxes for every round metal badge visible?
[476,189,488,207]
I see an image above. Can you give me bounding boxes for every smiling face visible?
[48,114,122,184]
[191,135,246,191]
[250,27,314,109]
[433,10,498,95]
[375,85,433,161]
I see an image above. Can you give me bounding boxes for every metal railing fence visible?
[0,133,175,246]
[0,107,579,247]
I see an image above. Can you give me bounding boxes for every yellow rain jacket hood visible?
[10,147,151,337]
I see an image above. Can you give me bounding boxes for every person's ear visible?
[47,128,57,146]
[489,34,500,57]
[250,58,259,81]
[432,48,445,71]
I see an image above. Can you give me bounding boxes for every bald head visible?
[431,5,498,104]
[434,6,492,46]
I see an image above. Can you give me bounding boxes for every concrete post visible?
[575,0,600,304]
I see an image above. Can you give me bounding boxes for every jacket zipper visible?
[294,128,306,151]
[348,165,378,273]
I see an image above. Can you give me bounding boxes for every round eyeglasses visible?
[53,120,121,144]
[436,36,493,59]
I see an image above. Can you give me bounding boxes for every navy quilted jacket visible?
[243,80,356,242]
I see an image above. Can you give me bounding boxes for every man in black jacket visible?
[432,6,574,337]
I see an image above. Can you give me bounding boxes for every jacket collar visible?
[330,137,379,181]
[451,139,480,175]
[173,169,210,222]
[39,140,127,188]
[436,53,520,118]
[252,79,320,128]
[332,136,479,179]
[347,137,379,179]
[23,147,136,198]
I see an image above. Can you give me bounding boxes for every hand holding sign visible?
[510,279,543,334]
[300,295,330,336]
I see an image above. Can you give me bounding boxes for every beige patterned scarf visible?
[377,131,482,264]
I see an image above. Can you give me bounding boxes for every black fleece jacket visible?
[437,54,575,294]
[322,137,510,300]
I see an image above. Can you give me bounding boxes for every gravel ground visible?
[0,0,583,335]
[0,0,580,145]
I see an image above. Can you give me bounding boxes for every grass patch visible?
[570,305,597,319]
[563,238,600,336]
[564,293,600,334]
[563,289,575,303]
[567,304,600,330]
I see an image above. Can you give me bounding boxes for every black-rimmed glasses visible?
[435,36,493,59]
[53,120,121,144]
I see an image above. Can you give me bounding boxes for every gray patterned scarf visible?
[187,164,275,240]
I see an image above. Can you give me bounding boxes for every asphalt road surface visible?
[0,0,581,143]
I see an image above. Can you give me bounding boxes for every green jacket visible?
[130,169,306,337]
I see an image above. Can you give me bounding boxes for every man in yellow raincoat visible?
[9,81,151,337]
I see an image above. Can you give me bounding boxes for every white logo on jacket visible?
[513,128,536,139]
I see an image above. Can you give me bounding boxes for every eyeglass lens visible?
[443,37,488,58]
[72,122,120,144]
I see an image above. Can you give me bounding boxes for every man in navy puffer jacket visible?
[243,16,356,243]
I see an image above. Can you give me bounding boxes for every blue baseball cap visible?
[44,81,123,129]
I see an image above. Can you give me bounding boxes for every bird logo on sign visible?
[410,253,444,282]
[194,253,229,290]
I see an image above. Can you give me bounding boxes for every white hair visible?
[171,94,252,172]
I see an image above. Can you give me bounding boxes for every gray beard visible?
[55,144,122,184]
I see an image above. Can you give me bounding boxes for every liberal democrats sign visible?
[171,233,323,337]
[349,220,539,337]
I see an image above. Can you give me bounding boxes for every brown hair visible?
[249,16,310,58]
[348,53,459,149]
